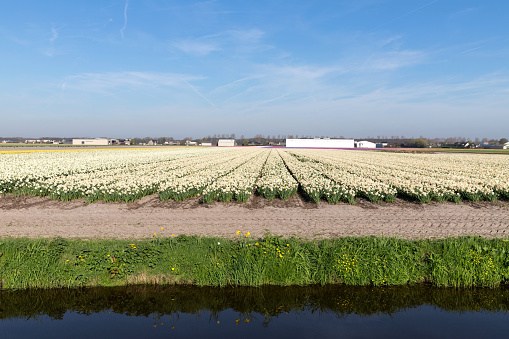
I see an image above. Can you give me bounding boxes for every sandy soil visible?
[1,194,508,240]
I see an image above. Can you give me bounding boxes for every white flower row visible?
[256,149,298,200]
[287,150,397,202]
[278,150,353,203]
[287,149,508,203]
[201,150,269,203]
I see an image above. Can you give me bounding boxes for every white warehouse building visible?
[286,138,355,148]
[355,140,377,148]
[218,139,236,147]
[72,138,111,146]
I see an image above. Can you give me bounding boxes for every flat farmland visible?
[1,147,508,239]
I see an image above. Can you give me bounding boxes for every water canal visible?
[2,285,509,338]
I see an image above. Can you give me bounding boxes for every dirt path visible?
[1,195,508,240]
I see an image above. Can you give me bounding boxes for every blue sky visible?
[1,0,508,139]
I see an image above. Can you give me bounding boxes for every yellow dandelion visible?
[236,230,241,235]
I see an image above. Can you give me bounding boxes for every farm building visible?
[72,138,111,146]
[218,139,236,147]
[286,138,355,148]
[481,142,509,149]
[355,141,377,148]
[111,138,131,145]
[201,142,213,147]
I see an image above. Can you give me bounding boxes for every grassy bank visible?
[1,234,509,289]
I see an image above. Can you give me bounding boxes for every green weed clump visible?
[424,237,509,287]
[1,235,508,290]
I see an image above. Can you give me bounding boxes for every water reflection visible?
[1,285,509,338]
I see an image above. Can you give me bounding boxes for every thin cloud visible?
[50,27,58,43]
[241,94,288,113]
[378,35,403,48]
[261,64,340,80]
[227,29,264,43]
[183,80,216,107]
[367,50,425,70]
[173,40,221,56]
[120,1,128,40]
[41,48,59,57]
[59,71,205,95]
[403,0,440,17]
[194,28,267,53]
[348,73,509,105]
[459,46,483,54]
[41,25,66,57]
[371,0,440,32]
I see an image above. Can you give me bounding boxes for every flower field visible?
[0,148,508,204]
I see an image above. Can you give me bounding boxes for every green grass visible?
[1,235,509,290]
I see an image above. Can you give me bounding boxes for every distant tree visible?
[243,139,249,146]
[499,138,508,145]
[157,137,166,145]
[409,138,428,148]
